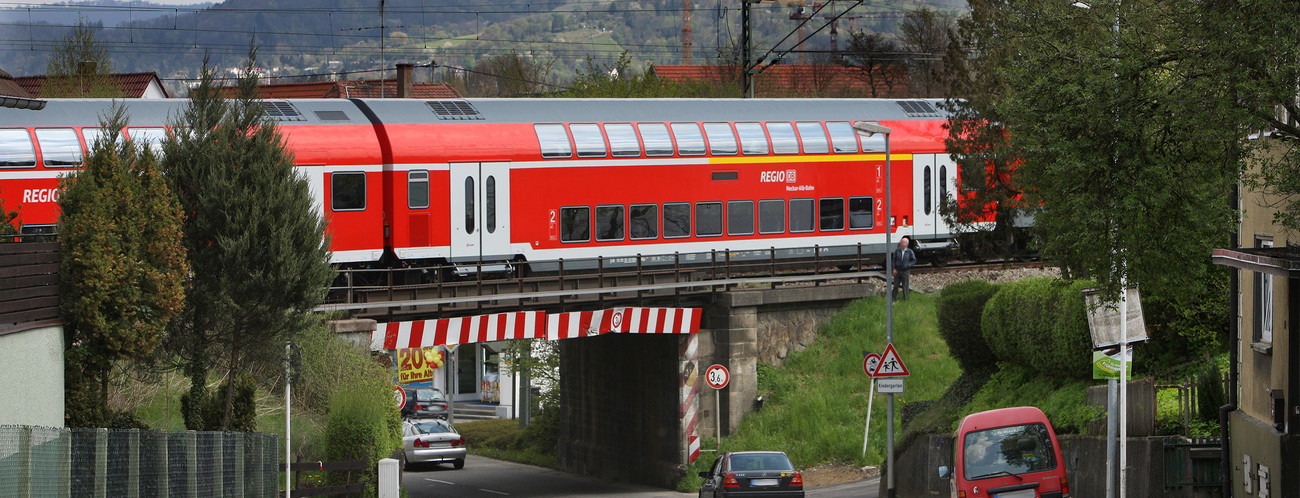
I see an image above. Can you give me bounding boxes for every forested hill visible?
[0,0,965,94]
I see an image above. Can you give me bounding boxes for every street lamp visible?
[853,121,895,498]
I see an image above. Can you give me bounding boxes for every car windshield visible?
[416,389,443,402]
[411,420,454,435]
[728,453,794,472]
[963,423,1057,479]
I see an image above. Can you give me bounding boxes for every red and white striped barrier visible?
[680,333,701,464]
[370,307,701,351]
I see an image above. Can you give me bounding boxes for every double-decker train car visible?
[0,97,970,275]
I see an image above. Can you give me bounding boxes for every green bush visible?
[981,277,1095,379]
[1196,362,1226,423]
[180,374,257,431]
[324,379,401,490]
[935,280,1000,373]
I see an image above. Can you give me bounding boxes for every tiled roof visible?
[217,79,462,99]
[654,64,911,98]
[11,72,168,98]
[0,68,34,98]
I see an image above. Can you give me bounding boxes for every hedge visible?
[981,277,1095,379]
[935,279,1000,374]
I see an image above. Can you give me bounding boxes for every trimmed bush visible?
[324,379,402,491]
[1196,363,1226,423]
[935,280,1000,373]
[981,277,1095,379]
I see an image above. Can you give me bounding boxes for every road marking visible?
[479,489,509,496]
[424,478,455,485]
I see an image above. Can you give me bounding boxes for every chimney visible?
[397,64,413,98]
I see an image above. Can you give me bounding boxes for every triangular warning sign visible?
[872,343,910,377]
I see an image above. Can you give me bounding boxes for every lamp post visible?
[853,121,893,497]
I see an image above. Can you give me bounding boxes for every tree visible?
[842,31,904,98]
[560,51,714,98]
[58,105,187,427]
[44,19,122,98]
[944,0,1244,300]
[162,54,335,430]
[0,193,16,235]
[898,8,956,98]
[465,51,556,97]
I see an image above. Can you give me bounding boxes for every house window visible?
[1254,237,1274,348]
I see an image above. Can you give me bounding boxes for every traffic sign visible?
[705,364,730,390]
[877,378,905,393]
[393,385,407,409]
[872,344,910,377]
[863,353,882,377]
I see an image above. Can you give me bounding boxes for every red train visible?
[0,97,977,275]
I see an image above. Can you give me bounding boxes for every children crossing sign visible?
[871,344,910,377]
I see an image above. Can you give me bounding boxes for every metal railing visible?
[1162,436,1222,489]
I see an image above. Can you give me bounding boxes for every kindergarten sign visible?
[396,347,445,384]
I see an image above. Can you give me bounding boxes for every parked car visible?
[698,451,804,497]
[939,406,1070,498]
[401,418,467,471]
[401,387,448,419]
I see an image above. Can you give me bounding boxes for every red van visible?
[939,406,1071,498]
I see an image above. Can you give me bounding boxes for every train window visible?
[35,128,83,168]
[571,123,607,158]
[827,122,859,153]
[331,172,366,211]
[0,129,36,168]
[630,204,658,240]
[560,206,590,242]
[940,165,950,201]
[535,124,572,159]
[465,177,475,234]
[595,205,625,242]
[789,198,815,233]
[796,122,829,155]
[727,200,755,236]
[486,175,497,234]
[924,166,932,215]
[639,123,674,157]
[408,170,429,209]
[663,202,691,238]
[605,123,641,158]
[849,196,874,229]
[767,122,799,155]
[671,123,706,156]
[819,197,845,231]
[80,127,120,150]
[695,202,723,237]
[703,122,738,156]
[127,127,167,156]
[759,199,785,234]
[860,129,887,153]
[735,122,769,155]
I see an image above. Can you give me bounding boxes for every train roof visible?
[1,98,950,128]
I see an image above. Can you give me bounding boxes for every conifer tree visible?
[162,54,334,430]
[58,106,187,426]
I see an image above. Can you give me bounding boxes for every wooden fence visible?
[0,240,60,336]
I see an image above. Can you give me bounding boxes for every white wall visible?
[0,325,64,427]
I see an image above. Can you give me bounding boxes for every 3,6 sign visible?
[705,364,730,390]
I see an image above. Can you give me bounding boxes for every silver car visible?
[401,419,467,471]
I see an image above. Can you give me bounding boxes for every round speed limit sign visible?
[705,364,730,390]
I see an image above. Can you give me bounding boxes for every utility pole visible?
[682,0,693,64]
[741,0,753,98]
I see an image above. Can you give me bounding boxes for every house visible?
[653,63,911,98]
[216,65,461,100]
[0,68,45,110]
[13,72,170,99]
[1211,138,1300,496]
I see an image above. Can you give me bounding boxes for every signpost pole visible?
[706,364,730,454]
[854,120,894,498]
[862,378,875,457]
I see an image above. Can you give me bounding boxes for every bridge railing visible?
[324,243,886,307]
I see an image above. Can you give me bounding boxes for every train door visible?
[450,162,512,266]
[912,154,958,241]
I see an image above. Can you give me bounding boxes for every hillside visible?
[0,0,967,96]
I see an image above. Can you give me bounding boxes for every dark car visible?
[698,451,804,498]
[401,387,448,419]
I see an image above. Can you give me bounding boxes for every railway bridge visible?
[321,246,888,487]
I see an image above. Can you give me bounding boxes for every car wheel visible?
[402,457,410,472]
[453,458,465,470]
